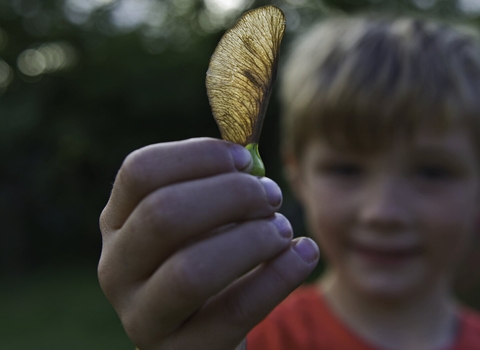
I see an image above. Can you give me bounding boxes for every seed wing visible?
[206,6,286,146]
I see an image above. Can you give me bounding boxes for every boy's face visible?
[288,126,480,300]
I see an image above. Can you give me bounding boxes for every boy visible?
[98,14,480,350]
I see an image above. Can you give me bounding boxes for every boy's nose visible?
[359,177,410,231]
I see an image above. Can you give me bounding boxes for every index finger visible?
[100,138,253,233]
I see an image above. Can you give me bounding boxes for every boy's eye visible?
[415,164,453,180]
[323,163,362,177]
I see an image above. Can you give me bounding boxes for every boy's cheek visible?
[303,207,345,265]
[416,217,475,286]
[434,225,476,267]
[282,151,308,202]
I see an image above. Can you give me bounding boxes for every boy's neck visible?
[318,270,458,350]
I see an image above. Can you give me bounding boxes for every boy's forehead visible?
[410,125,480,161]
[281,16,480,164]
[304,123,478,158]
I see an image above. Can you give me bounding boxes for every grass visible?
[0,264,133,350]
[1,262,478,350]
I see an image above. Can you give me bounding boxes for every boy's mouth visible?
[348,242,424,264]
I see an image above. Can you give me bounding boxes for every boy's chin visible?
[350,275,424,303]
[344,256,429,302]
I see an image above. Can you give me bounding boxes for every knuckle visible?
[118,148,150,189]
[117,292,167,349]
[252,220,282,245]
[99,208,109,235]
[224,174,274,215]
[233,220,289,262]
[141,187,177,231]
[97,255,119,304]
[192,136,227,153]
[99,206,115,236]
[268,262,292,292]
[168,255,209,301]
[120,309,147,347]
[110,288,159,347]
[185,137,233,169]
[241,219,273,242]
[223,292,255,327]
[97,260,110,294]
[191,137,224,150]
[257,219,278,236]
[226,174,256,201]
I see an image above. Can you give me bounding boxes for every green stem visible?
[245,143,265,177]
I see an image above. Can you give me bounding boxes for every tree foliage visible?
[0,0,475,275]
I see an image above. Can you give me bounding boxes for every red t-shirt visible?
[247,286,480,350]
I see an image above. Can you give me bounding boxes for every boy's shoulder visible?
[248,286,480,350]
[247,285,374,350]
[456,306,480,349]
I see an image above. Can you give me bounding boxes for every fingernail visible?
[259,177,282,207]
[293,238,319,264]
[271,213,293,239]
[229,144,252,171]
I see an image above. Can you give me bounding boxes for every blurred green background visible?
[1,0,480,348]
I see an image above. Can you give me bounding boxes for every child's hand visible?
[98,138,319,350]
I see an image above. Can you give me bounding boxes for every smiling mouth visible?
[349,243,424,263]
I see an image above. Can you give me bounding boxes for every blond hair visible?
[280,15,480,157]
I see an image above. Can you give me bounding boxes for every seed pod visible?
[206,5,286,176]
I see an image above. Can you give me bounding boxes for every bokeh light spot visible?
[459,0,480,14]
[17,49,46,76]
[173,0,196,16]
[413,0,437,9]
[204,0,249,15]
[12,0,41,18]
[0,59,14,91]
[65,0,116,14]
[110,0,154,29]
[0,27,8,51]
[64,0,117,24]
[17,42,78,77]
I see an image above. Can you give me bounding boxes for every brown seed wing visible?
[206,5,286,146]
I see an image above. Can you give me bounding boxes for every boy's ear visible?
[283,151,304,202]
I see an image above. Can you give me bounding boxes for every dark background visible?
[1,0,479,348]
